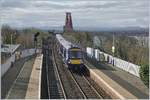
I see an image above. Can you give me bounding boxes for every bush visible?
[139,63,149,87]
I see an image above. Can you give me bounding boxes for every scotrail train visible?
[56,34,84,71]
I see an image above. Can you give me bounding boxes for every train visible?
[56,34,84,71]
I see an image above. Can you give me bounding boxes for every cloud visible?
[1,0,149,29]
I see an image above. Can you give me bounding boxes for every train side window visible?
[64,49,66,58]
[60,45,63,53]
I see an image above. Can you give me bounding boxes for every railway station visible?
[1,33,148,99]
[1,1,149,99]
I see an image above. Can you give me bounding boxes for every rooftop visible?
[56,34,72,49]
[1,44,20,53]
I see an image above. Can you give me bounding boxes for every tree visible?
[1,25,16,44]
[93,36,101,48]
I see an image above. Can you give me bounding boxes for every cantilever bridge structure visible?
[64,12,73,32]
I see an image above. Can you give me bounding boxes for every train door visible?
[65,49,68,63]
[60,45,63,55]
[64,49,66,58]
[62,48,66,63]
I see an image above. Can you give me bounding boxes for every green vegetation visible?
[1,25,17,44]
[1,25,50,48]
[140,63,149,87]
[113,35,148,66]
[63,31,93,48]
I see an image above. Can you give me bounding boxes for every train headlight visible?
[68,60,71,64]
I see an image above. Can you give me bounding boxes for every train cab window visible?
[69,51,82,59]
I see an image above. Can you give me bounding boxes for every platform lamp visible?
[112,33,115,66]
[11,33,13,56]
[11,32,16,56]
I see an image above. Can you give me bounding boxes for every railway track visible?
[42,37,109,99]
[42,39,66,99]
[84,72,112,99]
[52,38,104,99]
[70,71,102,99]
[51,44,67,99]
[53,39,85,99]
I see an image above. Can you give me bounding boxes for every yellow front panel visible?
[70,59,81,64]
[70,49,80,51]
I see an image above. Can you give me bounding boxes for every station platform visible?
[3,54,43,99]
[25,54,43,99]
[84,60,149,99]
[2,56,34,99]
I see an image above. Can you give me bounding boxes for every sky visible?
[1,0,149,29]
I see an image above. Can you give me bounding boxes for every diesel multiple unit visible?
[56,34,83,71]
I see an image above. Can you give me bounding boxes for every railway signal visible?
[34,32,40,53]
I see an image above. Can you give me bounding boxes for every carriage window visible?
[69,51,82,58]
[64,49,66,58]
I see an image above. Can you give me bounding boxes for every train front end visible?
[67,47,84,71]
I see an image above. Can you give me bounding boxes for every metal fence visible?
[1,49,39,77]
[85,47,140,77]
[1,54,16,77]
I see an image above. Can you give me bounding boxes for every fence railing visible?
[1,54,16,77]
[1,49,39,77]
[85,47,140,77]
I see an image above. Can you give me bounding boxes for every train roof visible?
[56,34,72,49]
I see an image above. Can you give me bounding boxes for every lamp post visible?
[112,33,115,66]
[11,34,13,56]
[34,37,37,54]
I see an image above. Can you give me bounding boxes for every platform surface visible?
[3,54,43,99]
[5,57,35,99]
[1,56,33,99]
[84,60,149,99]
[25,54,43,99]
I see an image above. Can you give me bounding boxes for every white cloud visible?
[1,0,149,29]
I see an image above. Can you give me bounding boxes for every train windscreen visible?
[69,51,82,59]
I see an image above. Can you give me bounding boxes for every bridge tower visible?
[64,12,73,32]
